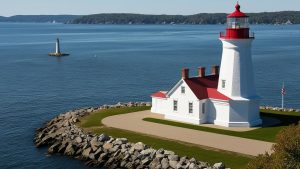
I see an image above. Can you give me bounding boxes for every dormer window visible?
[181,86,185,94]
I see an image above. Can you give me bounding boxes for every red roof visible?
[184,75,230,101]
[151,75,230,101]
[151,91,167,98]
[228,3,248,18]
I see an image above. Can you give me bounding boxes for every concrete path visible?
[102,110,273,156]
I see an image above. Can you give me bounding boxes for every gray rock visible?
[115,138,128,145]
[125,162,133,168]
[156,148,164,154]
[109,146,119,153]
[199,162,210,168]
[98,134,110,142]
[90,137,101,151]
[164,150,175,155]
[98,152,108,161]
[168,155,179,161]
[189,163,199,169]
[103,143,113,150]
[120,161,127,167]
[169,160,178,168]
[64,144,75,156]
[48,142,61,154]
[161,158,169,169]
[142,157,151,165]
[57,141,68,153]
[150,158,161,168]
[156,153,165,159]
[75,136,82,143]
[88,153,95,160]
[180,156,187,163]
[134,142,145,151]
[82,147,92,158]
[213,162,225,169]
[141,148,155,155]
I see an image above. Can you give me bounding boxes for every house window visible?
[202,103,205,114]
[222,80,226,89]
[173,100,178,111]
[189,102,193,114]
[181,86,185,94]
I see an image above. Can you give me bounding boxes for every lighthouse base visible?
[49,53,70,57]
[214,119,262,127]
[211,98,262,128]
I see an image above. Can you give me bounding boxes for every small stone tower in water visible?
[49,38,69,57]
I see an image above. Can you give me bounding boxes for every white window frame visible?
[202,103,205,114]
[188,102,193,114]
[181,86,185,94]
[222,80,226,89]
[173,100,178,112]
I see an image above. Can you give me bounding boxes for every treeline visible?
[1,12,299,24]
[70,11,300,25]
[0,15,81,23]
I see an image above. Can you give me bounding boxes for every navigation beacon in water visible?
[48,38,69,56]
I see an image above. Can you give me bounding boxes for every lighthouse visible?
[150,3,262,127]
[48,38,69,57]
[217,3,262,127]
[56,38,61,54]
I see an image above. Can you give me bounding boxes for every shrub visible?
[245,123,300,169]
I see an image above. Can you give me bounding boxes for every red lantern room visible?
[220,3,254,39]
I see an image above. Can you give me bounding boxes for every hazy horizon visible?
[1,0,300,17]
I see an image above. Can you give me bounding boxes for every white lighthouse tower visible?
[217,3,262,127]
[56,38,61,54]
[48,38,69,57]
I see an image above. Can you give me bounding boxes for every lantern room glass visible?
[227,17,249,29]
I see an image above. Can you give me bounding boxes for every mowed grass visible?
[143,110,300,142]
[78,106,252,169]
[79,106,150,128]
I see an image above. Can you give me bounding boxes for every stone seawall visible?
[34,102,226,169]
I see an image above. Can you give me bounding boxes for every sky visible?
[1,0,300,16]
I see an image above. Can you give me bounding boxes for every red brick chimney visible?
[198,67,206,77]
[182,68,189,79]
[211,65,220,75]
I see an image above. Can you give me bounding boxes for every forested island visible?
[1,11,299,24]
[0,15,81,23]
[70,11,300,25]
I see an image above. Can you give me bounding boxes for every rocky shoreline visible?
[260,106,300,112]
[34,102,227,169]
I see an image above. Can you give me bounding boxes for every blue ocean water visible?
[0,23,299,169]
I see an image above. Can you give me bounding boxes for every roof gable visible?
[151,75,230,101]
[184,75,230,101]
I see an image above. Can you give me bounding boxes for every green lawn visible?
[79,106,150,128]
[78,106,252,169]
[143,110,300,142]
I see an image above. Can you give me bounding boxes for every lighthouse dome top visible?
[228,3,248,18]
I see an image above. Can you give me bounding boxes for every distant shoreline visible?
[0,21,299,26]
[1,11,300,25]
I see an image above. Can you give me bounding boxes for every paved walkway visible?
[102,110,273,156]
